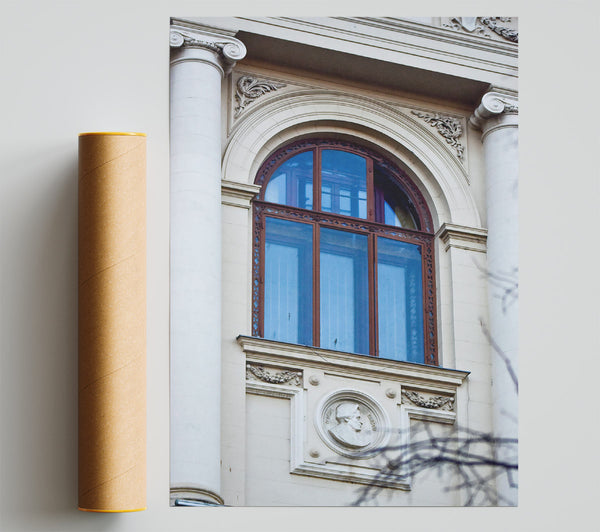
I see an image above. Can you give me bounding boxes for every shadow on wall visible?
[0,141,118,529]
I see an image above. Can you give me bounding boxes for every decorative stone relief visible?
[234,75,286,118]
[470,91,519,131]
[479,17,518,43]
[315,390,390,459]
[443,17,518,43]
[169,28,246,74]
[411,110,465,160]
[401,389,455,411]
[246,363,302,386]
[385,388,397,399]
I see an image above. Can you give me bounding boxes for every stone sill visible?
[237,335,469,390]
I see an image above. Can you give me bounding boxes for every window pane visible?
[321,150,367,218]
[320,228,369,355]
[374,164,419,229]
[377,237,424,362]
[264,151,313,209]
[264,218,313,344]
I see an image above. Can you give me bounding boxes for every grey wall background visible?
[1,1,598,531]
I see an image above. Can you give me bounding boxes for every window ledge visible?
[237,335,469,389]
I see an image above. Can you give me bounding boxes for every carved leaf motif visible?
[235,76,286,117]
[444,17,518,43]
[479,17,518,43]
[411,110,465,160]
[246,364,302,386]
[402,389,455,411]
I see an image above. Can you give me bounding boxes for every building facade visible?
[168,16,518,507]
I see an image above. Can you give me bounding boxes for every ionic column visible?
[470,90,518,505]
[169,25,246,506]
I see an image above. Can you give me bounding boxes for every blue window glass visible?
[264,218,313,345]
[264,151,313,209]
[321,150,367,219]
[320,228,369,355]
[256,140,435,365]
[374,165,419,229]
[377,237,424,362]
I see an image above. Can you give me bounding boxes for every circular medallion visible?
[315,390,390,459]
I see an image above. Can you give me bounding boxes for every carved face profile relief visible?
[327,402,372,449]
[316,390,390,458]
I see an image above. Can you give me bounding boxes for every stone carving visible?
[480,17,518,43]
[246,363,302,386]
[444,17,517,43]
[316,390,389,458]
[470,91,518,130]
[169,29,246,73]
[234,76,286,117]
[411,110,465,160]
[385,388,397,399]
[326,402,373,449]
[401,389,455,411]
[309,375,320,386]
[496,98,519,113]
[444,17,487,36]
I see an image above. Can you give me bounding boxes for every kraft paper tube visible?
[78,132,146,512]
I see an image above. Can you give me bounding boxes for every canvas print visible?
[168,16,518,507]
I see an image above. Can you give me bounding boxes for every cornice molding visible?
[221,179,261,209]
[237,335,469,389]
[436,223,487,253]
[169,25,246,75]
[336,16,518,57]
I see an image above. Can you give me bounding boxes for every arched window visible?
[252,139,437,365]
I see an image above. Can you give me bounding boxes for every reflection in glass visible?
[321,150,367,219]
[264,151,313,209]
[264,218,313,344]
[377,237,423,362]
[374,164,419,229]
[320,228,369,355]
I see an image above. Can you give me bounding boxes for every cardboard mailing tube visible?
[78,132,146,512]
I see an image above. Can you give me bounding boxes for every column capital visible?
[469,90,518,136]
[170,25,246,76]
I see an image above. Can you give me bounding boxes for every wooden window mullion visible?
[366,157,374,222]
[368,232,378,357]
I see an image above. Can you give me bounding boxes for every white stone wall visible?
[168,16,519,507]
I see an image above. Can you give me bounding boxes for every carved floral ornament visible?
[410,110,465,160]
[401,389,455,411]
[246,363,302,386]
[234,75,287,118]
[444,17,518,43]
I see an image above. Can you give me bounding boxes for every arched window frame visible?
[252,138,438,365]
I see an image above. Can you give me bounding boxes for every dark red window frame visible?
[251,138,438,365]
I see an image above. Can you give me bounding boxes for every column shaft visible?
[169,29,245,505]
[472,93,519,505]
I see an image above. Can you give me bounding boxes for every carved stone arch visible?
[222,90,482,229]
